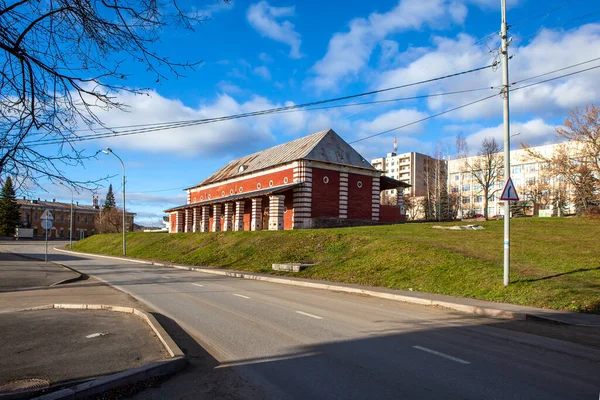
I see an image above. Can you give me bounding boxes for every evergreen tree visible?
[0,177,21,236]
[104,184,116,209]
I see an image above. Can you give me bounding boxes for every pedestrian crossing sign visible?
[500,177,519,201]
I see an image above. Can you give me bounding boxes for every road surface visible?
[4,241,599,399]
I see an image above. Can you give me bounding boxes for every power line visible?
[24,63,496,147]
[511,56,600,85]
[517,9,600,42]
[349,94,498,144]
[348,61,600,145]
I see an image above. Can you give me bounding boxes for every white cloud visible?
[371,24,600,121]
[247,1,302,59]
[253,65,272,80]
[464,118,558,152]
[259,52,273,63]
[308,0,466,92]
[189,1,234,19]
[356,108,428,135]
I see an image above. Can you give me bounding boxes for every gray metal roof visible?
[189,129,375,189]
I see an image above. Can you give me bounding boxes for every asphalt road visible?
[4,241,600,400]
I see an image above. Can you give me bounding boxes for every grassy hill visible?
[72,217,600,314]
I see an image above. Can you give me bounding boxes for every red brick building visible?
[165,129,409,232]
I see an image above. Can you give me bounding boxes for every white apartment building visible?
[447,142,578,218]
[371,152,445,197]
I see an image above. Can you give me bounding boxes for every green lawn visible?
[72,217,600,314]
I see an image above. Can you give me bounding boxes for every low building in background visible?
[165,129,410,232]
[16,197,135,238]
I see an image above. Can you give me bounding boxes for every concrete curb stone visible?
[54,247,600,327]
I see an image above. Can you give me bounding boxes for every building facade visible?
[165,129,409,232]
[17,197,135,238]
[447,142,578,218]
[371,151,446,197]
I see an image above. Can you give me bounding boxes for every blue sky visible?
[31,0,600,226]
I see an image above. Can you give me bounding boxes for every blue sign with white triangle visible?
[500,177,519,201]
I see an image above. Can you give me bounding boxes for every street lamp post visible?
[102,148,126,256]
[60,182,74,249]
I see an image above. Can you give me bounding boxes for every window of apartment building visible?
[451,186,459,193]
[34,212,38,221]
[489,194,496,201]
[540,162,550,170]
[498,168,504,177]
[60,214,64,223]
[84,216,88,224]
[461,173,470,181]
[488,207,495,216]
[513,178,522,187]
[23,212,29,222]
[474,208,483,215]
[511,165,522,174]
[474,184,482,192]
[450,173,459,181]
[474,195,483,203]
[541,176,551,185]
[526,177,536,186]
[524,164,537,172]
[462,197,470,204]
[462,184,470,192]
[76,215,80,223]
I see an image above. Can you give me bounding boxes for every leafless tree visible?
[94,207,122,233]
[403,195,422,221]
[0,0,227,191]
[524,105,600,214]
[460,137,503,219]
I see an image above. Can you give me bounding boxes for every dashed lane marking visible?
[295,311,323,320]
[233,294,251,299]
[413,345,471,365]
[191,283,204,287]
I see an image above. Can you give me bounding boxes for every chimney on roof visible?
[22,196,25,200]
[37,198,40,201]
[93,195,99,209]
[52,199,55,202]
[76,201,79,206]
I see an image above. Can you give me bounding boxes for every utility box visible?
[15,228,34,239]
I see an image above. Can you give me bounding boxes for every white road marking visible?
[86,332,108,339]
[233,294,251,299]
[295,311,323,320]
[161,275,172,279]
[413,345,471,365]
[191,283,204,287]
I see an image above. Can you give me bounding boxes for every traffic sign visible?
[40,209,54,221]
[500,177,519,201]
[41,219,53,230]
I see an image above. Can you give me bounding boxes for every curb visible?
[23,304,186,400]
[53,247,600,328]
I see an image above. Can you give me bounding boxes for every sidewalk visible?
[56,247,600,328]
[0,254,177,399]
[0,251,80,291]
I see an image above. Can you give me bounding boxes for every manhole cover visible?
[0,378,50,395]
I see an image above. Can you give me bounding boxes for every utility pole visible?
[501,0,512,287]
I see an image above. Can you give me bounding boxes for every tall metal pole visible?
[501,0,511,287]
[103,148,126,256]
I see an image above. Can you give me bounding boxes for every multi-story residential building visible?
[447,142,578,218]
[371,151,446,197]
[16,197,135,238]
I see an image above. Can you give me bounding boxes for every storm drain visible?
[0,378,50,396]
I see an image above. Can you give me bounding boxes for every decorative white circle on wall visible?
[323,176,329,184]
[357,181,363,188]
[221,191,225,196]
[283,206,288,213]
[208,194,212,199]
[230,189,234,195]
[283,177,289,184]
[200,195,204,200]
[239,187,243,193]
[269,180,274,187]
[257,183,262,189]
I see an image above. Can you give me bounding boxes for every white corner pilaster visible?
[234,200,245,231]
[201,206,210,232]
[268,195,285,230]
[372,176,380,222]
[339,172,348,219]
[212,204,221,232]
[251,198,263,231]
[223,203,234,231]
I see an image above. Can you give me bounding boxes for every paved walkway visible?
[0,251,79,291]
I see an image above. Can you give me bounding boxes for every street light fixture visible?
[101,148,126,256]
[59,182,74,249]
